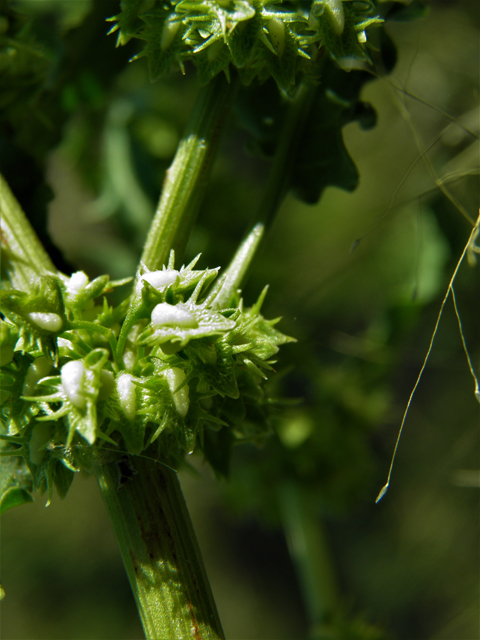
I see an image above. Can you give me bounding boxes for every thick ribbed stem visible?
[141,73,238,272]
[95,456,225,640]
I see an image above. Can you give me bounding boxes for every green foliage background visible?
[1,1,479,638]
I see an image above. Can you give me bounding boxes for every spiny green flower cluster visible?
[108,0,383,91]
[0,255,293,505]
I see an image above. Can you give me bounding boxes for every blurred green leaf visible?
[386,0,428,22]
[0,451,34,514]
[0,486,34,515]
[291,65,376,204]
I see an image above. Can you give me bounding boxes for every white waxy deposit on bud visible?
[151,303,198,328]
[164,367,189,417]
[57,337,73,350]
[61,360,86,409]
[117,373,136,421]
[66,271,89,296]
[28,312,63,332]
[142,269,179,290]
[22,356,52,397]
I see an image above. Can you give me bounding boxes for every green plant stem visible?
[278,482,339,636]
[0,172,57,288]
[254,79,317,231]
[218,81,316,299]
[209,222,265,308]
[141,73,239,272]
[94,455,225,640]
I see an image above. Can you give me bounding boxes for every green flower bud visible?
[266,18,286,57]
[161,16,181,51]
[29,423,53,465]
[22,356,52,397]
[323,0,345,36]
[164,367,189,417]
[98,369,115,401]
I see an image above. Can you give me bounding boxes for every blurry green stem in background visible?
[95,457,225,640]
[279,482,339,637]
[254,79,317,232]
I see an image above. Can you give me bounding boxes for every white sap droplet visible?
[22,356,52,397]
[164,367,189,417]
[61,360,86,409]
[151,303,198,328]
[28,312,63,332]
[66,271,89,296]
[117,373,136,421]
[142,269,179,290]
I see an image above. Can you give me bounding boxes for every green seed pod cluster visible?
[0,256,293,506]
[108,0,383,91]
